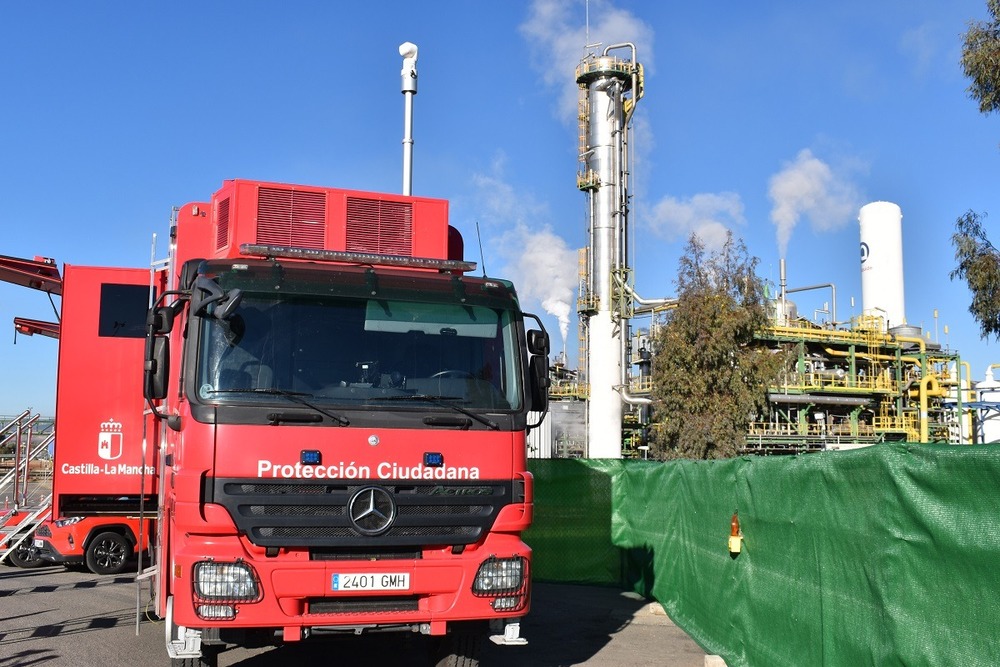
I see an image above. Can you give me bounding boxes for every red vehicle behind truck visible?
[144,178,549,665]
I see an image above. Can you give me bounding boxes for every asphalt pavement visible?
[0,564,709,666]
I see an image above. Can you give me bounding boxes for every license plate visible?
[33,539,43,548]
[332,572,410,591]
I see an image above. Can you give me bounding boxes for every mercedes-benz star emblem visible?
[348,486,396,536]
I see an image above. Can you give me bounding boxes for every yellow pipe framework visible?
[822,347,919,365]
[819,347,953,443]
[908,374,946,443]
[766,324,974,442]
[767,326,928,354]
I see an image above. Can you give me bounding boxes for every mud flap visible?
[165,596,203,659]
[488,619,527,646]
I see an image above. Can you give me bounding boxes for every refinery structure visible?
[536,45,998,459]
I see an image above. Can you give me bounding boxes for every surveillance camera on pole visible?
[399,41,418,196]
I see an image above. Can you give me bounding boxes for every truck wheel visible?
[85,531,132,575]
[434,628,483,667]
[169,650,219,667]
[6,533,46,568]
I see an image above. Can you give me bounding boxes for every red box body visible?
[52,265,156,508]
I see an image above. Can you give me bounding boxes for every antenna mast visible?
[399,42,418,196]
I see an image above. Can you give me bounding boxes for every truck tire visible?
[169,650,219,667]
[85,531,132,575]
[6,533,45,568]
[434,628,483,667]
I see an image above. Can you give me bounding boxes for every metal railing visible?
[0,411,54,512]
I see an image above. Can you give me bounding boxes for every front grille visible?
[245,505,344,517]
[308,596,419,614]
[206,479,512,549]
[311,548,421,561]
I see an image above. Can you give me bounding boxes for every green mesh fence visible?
[530,444,1000,666]
[524,459,622,586]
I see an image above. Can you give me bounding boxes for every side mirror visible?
[529,354,550,414]
[143,336,169,400]
[190,276,243,320]
[522,313,551,420]
[528,329,550,356]
[146,305,176,335]
[215,288,243,320]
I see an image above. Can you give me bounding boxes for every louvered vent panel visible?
[216,197,230,251]
[346,197,413,255]
[256,187,327,249]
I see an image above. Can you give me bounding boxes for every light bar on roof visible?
[239,244,477,273]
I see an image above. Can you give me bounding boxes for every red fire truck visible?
[142,179,549,665]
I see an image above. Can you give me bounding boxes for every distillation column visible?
[576,45,643,458]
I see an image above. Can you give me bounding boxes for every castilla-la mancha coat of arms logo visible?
[98,418,123,461]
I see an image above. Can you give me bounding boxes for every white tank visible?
[768,298,797,325]
[859,201,905,330]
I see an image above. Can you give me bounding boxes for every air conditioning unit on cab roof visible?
[208,179,450,261]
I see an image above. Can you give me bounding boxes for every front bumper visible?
[33,537,83,564]
[169,531,531,638]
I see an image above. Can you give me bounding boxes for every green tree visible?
[961,0,1000,116]
[954,3,1000,337]
[951,211,1000,339]
[649,233,782,460]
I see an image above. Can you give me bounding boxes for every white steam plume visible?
[645,191,746,251]
[500,224,576,349]
[768,148,863,257]
[470,156,577,352]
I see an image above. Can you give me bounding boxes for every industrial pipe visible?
[617,385,652,406]
[908,374,946,443]
[769,324,924,354]
[622,282,676,308]
[822,347,919,366]
[602,42,641,122]
[787,282,837,325]
[768,393,872,406]
[955,360,972,443]
[893,334,926,354]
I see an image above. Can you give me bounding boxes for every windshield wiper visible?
[207,388,350,426]
[375,394,499,430]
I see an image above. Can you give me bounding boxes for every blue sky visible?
[1,0,998,416]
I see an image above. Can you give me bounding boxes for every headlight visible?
[473,556,526,596]
[54,516,84,528]
[192,561,261,602]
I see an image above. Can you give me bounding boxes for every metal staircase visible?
[0,410,54,566]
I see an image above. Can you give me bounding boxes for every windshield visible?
[194,282,522,413]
